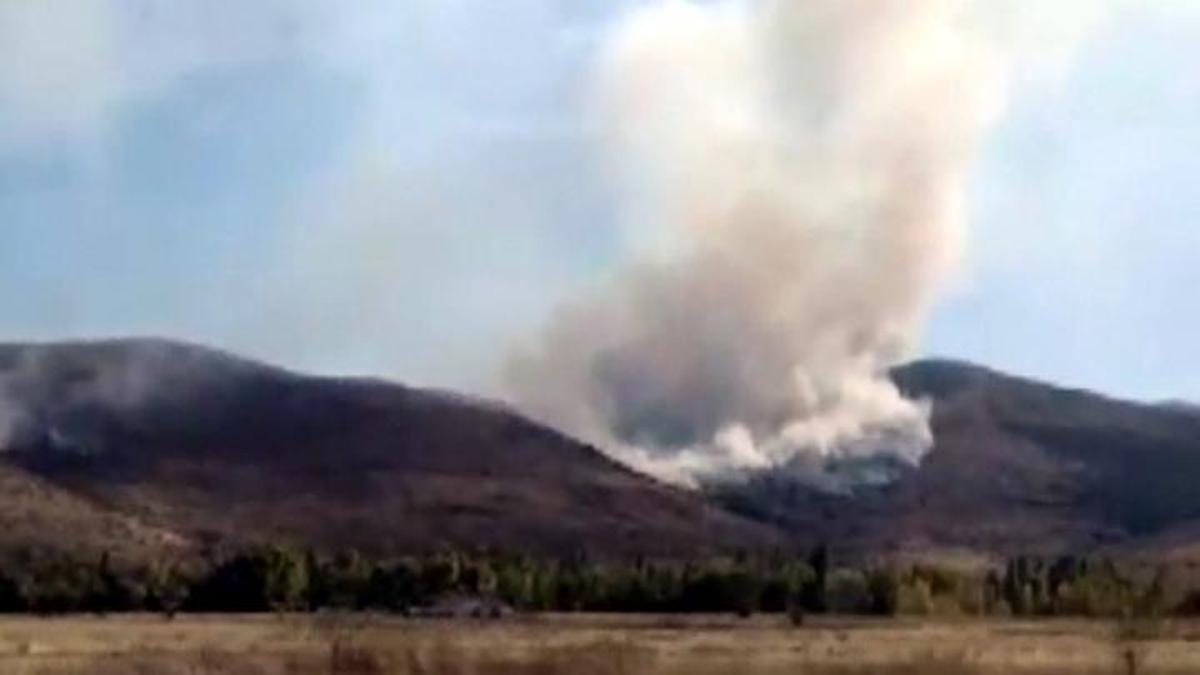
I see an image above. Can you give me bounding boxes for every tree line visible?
[0,545,1194,619]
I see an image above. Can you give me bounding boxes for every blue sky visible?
[1,1,1198,402]
[931,7,1200,400]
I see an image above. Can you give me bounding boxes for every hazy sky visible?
[1,1,1198,403]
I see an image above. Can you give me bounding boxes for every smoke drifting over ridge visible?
[4,0,1194,480]
[508,0,1005,486]
[0,340,273,454]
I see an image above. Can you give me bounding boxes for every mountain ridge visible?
[710,358,1200,557]
[1,337,1199,563]
[0,338,782,561]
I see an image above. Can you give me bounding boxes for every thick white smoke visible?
[508,0,1006,486]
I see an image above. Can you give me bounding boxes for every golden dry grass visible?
[0,614,1196,674]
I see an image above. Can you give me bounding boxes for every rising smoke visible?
[508,0,1005,487]
[0,339,274,454]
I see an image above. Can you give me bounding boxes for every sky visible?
[0,0,1198,403]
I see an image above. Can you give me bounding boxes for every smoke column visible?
[508,0,1005,487]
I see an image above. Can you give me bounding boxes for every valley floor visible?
[0,613,1198,674]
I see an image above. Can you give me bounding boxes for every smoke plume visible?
[0,340,274,454]
[508,0,1004,486]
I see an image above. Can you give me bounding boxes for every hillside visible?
[3,339,1200,563]
[0,339,780,561]
[713,360,1200,556]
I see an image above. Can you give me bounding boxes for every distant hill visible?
[0,339,780,562]
[2,339,1200,564]
[712,359,1200,557]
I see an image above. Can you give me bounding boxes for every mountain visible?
[0,339,780,562]
[712,359,1200,557]
[3,338,1200,563]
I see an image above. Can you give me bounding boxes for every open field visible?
[0,614,1198,674]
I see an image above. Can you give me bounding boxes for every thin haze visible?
[0,2,1198,417]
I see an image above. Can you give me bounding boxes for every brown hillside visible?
[713,360,1200,556]
[0,339,780,560]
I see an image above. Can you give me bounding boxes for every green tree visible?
[144,563,188,616]
[419,552,462,599]
[896,579,934,616]
[802,545,830,612]
[826,568,869,614]
[363,560,418,611]
[866,568,901,616]
[187,546,308,612]
[86,552,136,613]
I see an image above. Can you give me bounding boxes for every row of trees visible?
[0,546,1191,618]
[988,555,1166,617]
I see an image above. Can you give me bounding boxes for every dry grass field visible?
[0,613,1197,675]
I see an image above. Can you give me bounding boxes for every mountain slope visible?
[0,339,781,560]
[713,359,1200,555]
[3,339,1200,561]
[895,360,1200,547]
